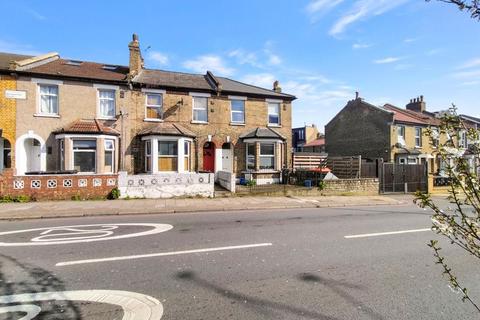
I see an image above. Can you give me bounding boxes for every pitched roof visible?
[239,127,286,140]
[138,122,196,138]
[134,69,296,100]
[383,104,434,125]
[461,114,480,124]
[53,119,120,136]
[0,52,33,70]
[303,138,325,147]
[26,58,129,82]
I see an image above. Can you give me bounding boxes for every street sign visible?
[5,90,27,100]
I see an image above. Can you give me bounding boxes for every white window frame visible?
[158,140,179,172]
[104,139,115,173]
[230,99,246,124]
[72,139,97,173]
[191,95,209,123]
[397,125,406,145]
[415,127,422,148]
[143,89,166,122]
[459,130,468,148]
[184,140,191,172]
[95,84,118,119]
[246,143,256,171]
[36,83,59,117]
[259,143,276,170]
[267,100,281,126]
[145,140,152,173]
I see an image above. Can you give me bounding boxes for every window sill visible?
[34,113,60,118]
[267,124,282,128]
[242,170,280,174]
[230,122,245,126]
[97,117,117,121]
[191,120,209,125]
[144,118,164,123]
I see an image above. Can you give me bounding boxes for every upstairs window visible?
[459,130,468,148]
[98,89,116,118]
[192,96,208,122]
[432,128,440,148]
[39,84,59,115]
[268,102,280,125]
[231,100,245,124]
[146,93,163,120]
[415,127,422,147]
[397,126,406,145]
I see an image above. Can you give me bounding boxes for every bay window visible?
[247,143,255,170]
[184,141,191,171]
[158,141,178,172]
[192,96,208,122]
[98,89,116,118]
[73,140,96,173]
[39,84,59,115]
[104,140,115,173]
[145,140,152,172]
[260,143,275,170]
[146,93,163,120]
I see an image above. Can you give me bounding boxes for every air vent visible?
[102,65,118,70]
[66,60,82,66]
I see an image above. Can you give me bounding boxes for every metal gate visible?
[380,163,428,193]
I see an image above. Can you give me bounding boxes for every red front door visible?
[203,142,215,172]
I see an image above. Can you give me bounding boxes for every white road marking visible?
[56,242,273,267]
[344,228,431,239]
[0,290,163,320]
[0,304,41,320]
[0,223,173,246]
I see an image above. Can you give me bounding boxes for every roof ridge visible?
[218,76,295,98]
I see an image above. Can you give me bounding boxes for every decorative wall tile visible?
[63,179,73,188]
[31,180,41,189]
[13,180,24,190]
[93,178,102,187]
[107,178,116,186]
[78,179,87,188]
[47,179,57,188]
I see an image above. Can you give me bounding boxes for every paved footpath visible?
[0,195,407,220]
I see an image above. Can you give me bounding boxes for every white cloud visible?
[147,51,169,66]
[452,69,480,79]
[329,0,409,36]
[352,43,372,49]
[306,0,344,22]
[403,38,418,43]
[373,56,404,64]
[241,73,276,89]
[0,39,41,55]
[457,58,480,70]
[183,55,235,76]
[263,41,282,66]
[228,49,258,66]
[267,53,282,65]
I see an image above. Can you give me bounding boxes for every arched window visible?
[2,139,12,169]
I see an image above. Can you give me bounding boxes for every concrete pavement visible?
[0,195,406,220]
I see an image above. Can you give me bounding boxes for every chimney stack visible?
[128,33,143,77]
[406,95,426,113]
[355,91,359,100]
[273,80,282,93]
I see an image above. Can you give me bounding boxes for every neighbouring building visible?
[301,136,325,153]
[326,95,479,177]
[0,34,296,186]
[292,124,319,152]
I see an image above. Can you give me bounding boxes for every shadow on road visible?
[176,270,341,320]
[0,254,82,319]
[297,272,385,320]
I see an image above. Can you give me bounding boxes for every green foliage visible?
[71,194,82,201]
[318,180,326,191]
[415,106,480,312]
[246,179,257,187]
[107,187,120,200]
[0,195,31,203]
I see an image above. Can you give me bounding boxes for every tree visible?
[416,106,480,312]
[427,0,480,19]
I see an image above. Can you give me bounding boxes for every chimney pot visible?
[355,91,359,99]
[273,80,282,93]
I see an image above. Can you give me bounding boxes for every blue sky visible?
[1,0,479,130]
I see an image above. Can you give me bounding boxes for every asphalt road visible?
[0,200,479,319]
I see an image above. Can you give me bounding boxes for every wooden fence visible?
[292,152,327,169]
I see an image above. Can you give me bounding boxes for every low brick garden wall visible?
[0,169,117,201]
[322,178,379,195]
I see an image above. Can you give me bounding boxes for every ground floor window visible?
[247,143,255,170]
[1,138,12,170]
[145,140,152,172]
[158,141,178,172]
[259,143,275,170]
[73,140,96,172]
[104,139,115,173]
[184,140,191,171]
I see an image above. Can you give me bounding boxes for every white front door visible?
[221,143,233,172]
[26,138,41,172]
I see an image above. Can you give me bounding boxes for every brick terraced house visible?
[0,34,295,186]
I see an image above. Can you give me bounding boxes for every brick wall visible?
[323,178,379,194]
[0,75,16,168]
[0,169,117,200]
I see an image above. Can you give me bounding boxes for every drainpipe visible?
[194,138,199,172]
